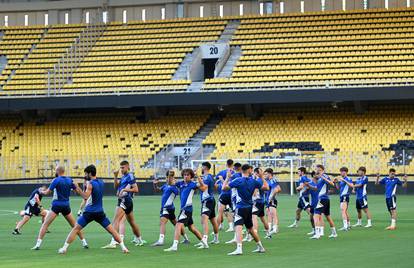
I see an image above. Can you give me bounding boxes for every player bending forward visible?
[13,186,49,235]
[58,165,129,254]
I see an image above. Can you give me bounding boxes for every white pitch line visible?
[0,210,19,216]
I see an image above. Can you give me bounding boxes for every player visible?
[264,168,281,237]
[344,166,373,228]
[222,164,269,255]
[164,169,208,252]
[376,168,408,230]
[225,162,243,244]
[288,167,312,228]
[13,186,49,235]
[31,165,88,250]
[102,160,145,249]
[335,167,353,231]
[215,159,235,232]
[152,170,189,246]
[195,162,219,246]
[58,165,129,254]
[246,167,269,242]
[77,176,88,216]
[310,165,337,239]
[306,171,318,236]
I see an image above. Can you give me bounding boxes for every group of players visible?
[12,159,408,256]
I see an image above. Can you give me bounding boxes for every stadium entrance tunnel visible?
[203,58,218,80]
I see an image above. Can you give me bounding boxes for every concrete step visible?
[217,46,242,78]
[187,81,204,92]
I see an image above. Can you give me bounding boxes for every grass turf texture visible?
[1,195,413,268]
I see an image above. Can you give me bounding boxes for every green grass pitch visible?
[1,195,413,268]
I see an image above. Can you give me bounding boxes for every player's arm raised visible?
[196,174,207,191]
[261,178,269,191]
[76,181,92,200]
[121,182,139,195]
[113,169,120,190]
[339,177,355,189]
[222,176,231,191]
[296,182,304,192]
[334,177,341,190]
[153,178,162,192]
[214,175,223,190]
[269,183,280,200]
[375,173,381,185]
[403,175,408,188]
[40,181,54,196]
[321,176,335,186]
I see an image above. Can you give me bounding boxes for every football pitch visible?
[1,195,413,268]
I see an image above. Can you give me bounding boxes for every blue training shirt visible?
[84,179,105,213]
[117,172,136,198]
[339,176,353,197]
[215,179,223,195]
[49,176,76,207]
[309,181,319,208]
[200,174,215,202]
[229,176,263,209]
[317,174,331,200]
[216,169,235,197]
[265,177,279,204]
[252,177,265,204]
[230,172,242,204]
[355,176,368,200]
[379,177,403,198]
[176,180,198,212]
[160,184,179,210]
[297,175,311,198]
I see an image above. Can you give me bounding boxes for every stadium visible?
[0,0,414,267]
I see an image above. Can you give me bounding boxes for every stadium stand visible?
[63,18,225,93]
[204,7,414,90]
[203,105,414,175]
[2,24,86,92]
[1,105,414,179]
[0,25,46,90]
[0,112,210,179]
[2,8,414,95]
[0,17,226,95]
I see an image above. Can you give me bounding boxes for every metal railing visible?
[46,8,107,95]
[1,80,414,99]
[203,79,414,91]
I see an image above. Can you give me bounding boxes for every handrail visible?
[47,8,107,94]
[1,80,413,99]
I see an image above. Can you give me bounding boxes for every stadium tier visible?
[0,17,227,95]
[63,18,226,92]
[204,8,414,89]
[202,105,414,175]
[1,106,414,180]
[0,112,210,179]
[1,7,414,95]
